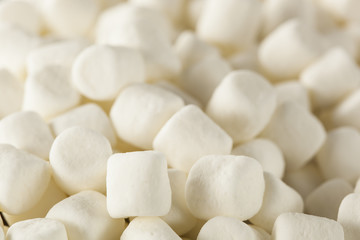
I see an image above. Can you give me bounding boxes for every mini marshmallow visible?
[0,144,51,215]
[275,81,311,110]
[107,151,171,218]
[121,217,181,240]
[337,193,360,240]
[318,0,360,22]
[332,89,360,130]
[110,84,184,149]
[316,127,360,183]
[250,172,304,232]
[72,45,145,101]
[23,65,81,119]
[6,218,68,240]
[197,0,262,53]
[153,105,233,172]
[0,69,23,119]
[0,111,54,159]
[161,169,197,236]
[50,103,117,146]
[260,101,326,170]
[206,70,277,143]
[46,190,124,240]
[232,138,285,178]
[305,178,353,220]
[185,155,265,220]
[50,127,112,195]
[272,212,344,240]
[197,216,258,240]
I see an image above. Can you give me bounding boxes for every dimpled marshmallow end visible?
[332,89,360,130]
[185,155,265,220]
[46,190,124,240]
[260,101,325,170]
[0,111,54,159]
[107,151,171,218]
[153,105,233,172]
[273,213,344,240]
[232,138,285,178]
[0,144,51,215]
[250,172,304,232]
[197,216,258,240]
[338,193,360,240]
[73,45,145,101]
[121,217,181,240]
[275,81,311,110]
[0,69,23,119]
[206,70,277,144]
[6,218,68,240]
[110,84,184,150]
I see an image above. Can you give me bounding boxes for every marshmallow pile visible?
[1,0,360,239]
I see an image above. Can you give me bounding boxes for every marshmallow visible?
[318,0,360,22]
[50,127,112,195]
[332,89,360,130]
[260,101,326,170]
[110,84,184,149]
[50,103,117,147]
[72,45,145,101]
[305,178,353,220]
[153,105,233,172]
[46,190,124,240]
[232,138,285,178]
[250,225,271,240]
[161,169,197,236]
[6,218,68,240]
[0,69,23,119]
[259,19,323,80]
[0,111,54,159]
[23,65,81,119]
[107,151,171,218]
[316,127,360,183]
[121,217,181,240]
[206,70,277,143]
[197,0,262,53]
[0,144,51,215]
[275,81,311,110]
[185,155,265,220]
[272,212,344,240]
[197,216,258,240]
[337,193,360,240]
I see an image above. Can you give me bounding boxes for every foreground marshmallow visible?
[107,151,171,218]
[275,81,311,110]
[50,127,112,195]
[332,89,360,130]
[153,105,233,172]
[337,193,360,240]
[6,218,68,240]
[207,70,277,143]
[47,190,124,240]
[0,144,51,215]
[273,213,344,240]
[0,69,23,119]
[185,155,265,220]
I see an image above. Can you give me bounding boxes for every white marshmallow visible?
[272,212,344,240]
[0,144,51,215]
[110,84,184,149]
[46,190,124,240]
[107,151,171,218]
[121,217,181,240]
[72,45,145,101]
[50,127,112,195]
[50,103,117,147]
[232,138,285,178]
[337,193,360,240]
[332,89,360,130]
[197,0,262,53]
[0,69,23,119]
[23,66,81,119]
[316,127,360,183]
[206,70,277,143]
[260,101,326,170]
[0,111,54,159]
[185,155,265,220]
[305,178,353,220]
[250,172,304,232]
[153,105,233,172]
[318,0,360,22]
[197,216,258,240]
[6,218,68,240]
[275,81,311,110]
[161,169,197,236]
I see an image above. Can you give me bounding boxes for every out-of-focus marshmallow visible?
[275,81,311,110]
[337,193,360,240]
[332,89,360,130]
[318,0,360,22]
[0,69,23,119]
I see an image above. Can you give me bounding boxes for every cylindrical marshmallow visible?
[0,69,23,119]
[337,193,360,240]
[275,80,311,110]
[332,89,360,130]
